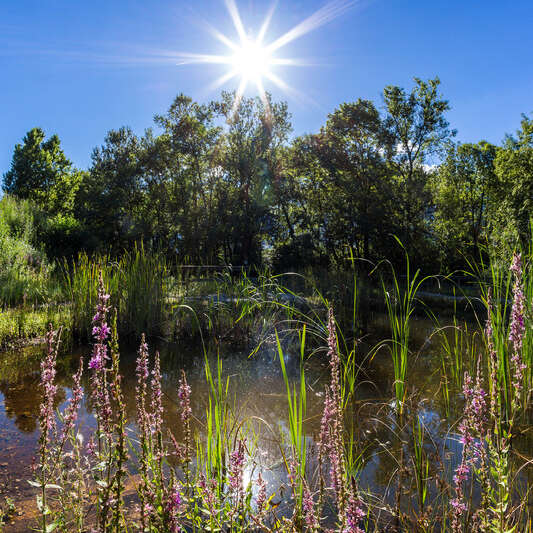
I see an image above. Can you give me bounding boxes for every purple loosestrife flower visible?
[345,486,365,533]
[177,370,192,467]
[198,473,218,516]
[327,308,347,519]
[89,274,110,371]
[150,352,163,437]
[166,482,183,533]
[458,371,487,454]
[303,486,319,531]
[40,326,60,436]
[177,371,192,422]
[485,289,499,418]
[135,334,150,434]
[135,334,152,531]
[316,308,348,524]
[256,472,267,520]
[60,357,84,441]
[452,368,488,532]
[509,253,527,405]
[327,308,342,410]
[229,439,246,499]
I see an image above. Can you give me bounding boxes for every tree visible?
[432,141,497,267]
[3,127,79,215]
[77,127,143,251]
[211,91,292,265]
[492,114,533,250]
[309,100,392,261]
[382,77,454,263]
[148,94,223,262]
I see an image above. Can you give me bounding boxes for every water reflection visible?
[0,315,531,530]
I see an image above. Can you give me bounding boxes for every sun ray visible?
[230,75,249,118]
[267,0,355,53]
[207,68,239,93]
[174,0,354,114]
[225,0,247,43]
[205,24,240,52]
[257,1,277,44]
[256,76,271,120]
[174,52,233,66]
[264,71,318,108]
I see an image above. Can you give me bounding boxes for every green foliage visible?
[2,127,79,215]
[64,245,168,341]
[1,81,531,277]
[0,195,52,306]
[492,114,533,251]
[432,141,498,268]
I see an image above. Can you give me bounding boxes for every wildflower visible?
[177,370,192,422]
[317,308,348,523]
[198,473,217,515]
[60,357,84,441]
[39,326,60,436]
[166,482,183,533]
[303,486,318,531]
[256,472,267,520]
[509,253,527,405]
[345,486,365,533]
[151,352,163,437]
[485,289,499,417]
[228,439,245,499]
[451,368,487,532]
[452,463,470,486]
[88,275,110,371]
[327,308,342,409]
[177,370,192,468]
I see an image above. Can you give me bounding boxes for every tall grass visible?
[3,237,532,531]
[0,195,55,307]
[380,240,430,415]
[64,244,168,341]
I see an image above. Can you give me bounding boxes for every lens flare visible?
[174,0,355,117]
[231,39,272,83]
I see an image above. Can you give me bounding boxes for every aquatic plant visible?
[24,250,533,532]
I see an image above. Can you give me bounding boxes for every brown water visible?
[0,315,531,530]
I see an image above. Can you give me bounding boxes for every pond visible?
[0,313,531,531]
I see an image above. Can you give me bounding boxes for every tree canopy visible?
[3,78,531,273]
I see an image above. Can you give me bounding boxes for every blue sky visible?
[1,0,532,172]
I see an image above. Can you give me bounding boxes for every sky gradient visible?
[2,0,532,172]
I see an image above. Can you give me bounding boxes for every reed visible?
[64,243,168,341]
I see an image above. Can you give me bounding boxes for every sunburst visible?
[175,0,355,116]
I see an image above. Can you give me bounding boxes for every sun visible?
[174,0,354,116]
[230,39,273,84]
